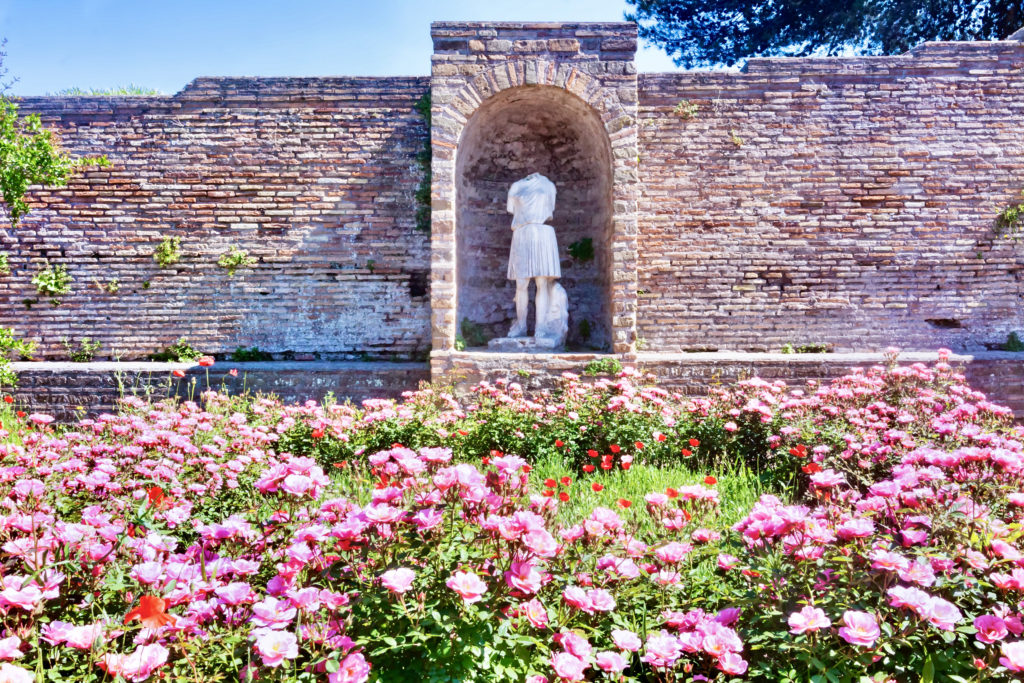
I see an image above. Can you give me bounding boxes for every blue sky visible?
[0,0,684,95]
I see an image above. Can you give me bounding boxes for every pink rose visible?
[1000,641,1024,672]
[788,605,832,634]
[446,571,487,603]
[642,631,682,668]
[975,615,1008,644]
[550,652,587,681]
[99,643,169,682]
[837,611,880,647]
[254,629,298,668]
[718,651,749,675]
[587,588,615,613]
[521,598,549,629]
[250,596,297,629]
[0,636,23,661]
[0,664,33,683]
[594,651,627,673]
[380,568,415,594]
[329,652,371,683]
[611,629,641,652]
[922,597,961,631]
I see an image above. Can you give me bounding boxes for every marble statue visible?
[498,172,568,349]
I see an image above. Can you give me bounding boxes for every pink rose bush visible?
[0,354,1022,680]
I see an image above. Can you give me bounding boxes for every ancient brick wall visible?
[636,41,1024,352]
[0,77,432,360]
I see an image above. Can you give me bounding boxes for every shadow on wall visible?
[455,85,613,350]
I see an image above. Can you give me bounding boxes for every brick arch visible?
[429,48,639,361]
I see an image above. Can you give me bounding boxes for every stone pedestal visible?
[487,336,564,352]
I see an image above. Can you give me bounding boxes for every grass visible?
[529,451,768,530]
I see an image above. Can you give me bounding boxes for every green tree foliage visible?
[0,39,108,228]
[626,0,1024,68]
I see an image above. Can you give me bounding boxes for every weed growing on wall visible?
[31,261,72,305]
[568,237,594,262]
[217,247,256,276]
[583,356,623,375]
[413,91,432,233]
[153,236,182,268]
[1004,331,1024,352]
[995,191,1024,239]
[61,336,101,362]
[0,251,8,275]
[230,345,273,362]
[673,99,699,118]
[148,337,203,362]
[0,325,34,389]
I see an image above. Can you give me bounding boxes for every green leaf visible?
[921,656,935,683]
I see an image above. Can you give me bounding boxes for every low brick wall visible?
[10,352,1022,421]
[10,361,430,420]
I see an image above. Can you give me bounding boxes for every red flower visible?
[124,595,174,628]
[689,438,700,447]
[592,483,604,492]
[616,499,631,509]
[555,439,565,448]
[542,489,555,498]
[681,448,692,457]
[457,430,468,436]
[582,464,595,473]
[802,462,823,474]
[197,355,215,367]
[635,441,644,450]
[587,449,599,458]
[228,368,239,377]
[544,479,557,489]
[481,456,490,465]
[704,476,717,486]
[311,428,324,439]
[16,410,25,418]
[2,395,12,404]
[172,369,185,378]
[789,444,808,459]
[621,462,631,471]
[666,487,679,499]
[655,433,666,442]
[560,476,571,486]
[521,464,532,473]
[558,492,570,502]
[610,444,621,454]
[600,462,613,471]
[146,486,168,510]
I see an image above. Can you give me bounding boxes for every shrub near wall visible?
[0,352,1023,681]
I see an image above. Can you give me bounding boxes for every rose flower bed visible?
[1,350,1023,682]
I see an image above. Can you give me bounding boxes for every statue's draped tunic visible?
[506,173,561,280]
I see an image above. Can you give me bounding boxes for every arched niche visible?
[455,85,613,350]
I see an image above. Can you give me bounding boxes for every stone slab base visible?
[10,361,430,421]
[486,337,564,352]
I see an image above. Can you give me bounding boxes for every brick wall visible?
[636,41,1024,353]
[1,77,432,360]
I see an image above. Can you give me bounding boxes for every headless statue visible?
[505,173,568,347]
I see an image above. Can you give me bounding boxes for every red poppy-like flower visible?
[2,395,12,404]
[655,433,667,442]
[457,430,468,436]
[617,499,631,509]
[558,492,570,502]
[481,456,490,465]
[635,441,644,450]
[146,486,169,510]
[621,462,631,471]
[789,444,808,458]
[521,464,532,473]
[587,449,599,458]
[16,410,25,418]
[600,462,613,471]
[681,448,692,457]
[544,479,557,489]
[542,489,555,498]
[592,483,604,492]
[802,462,822,474]
[666,487,679,498]
[228,368,239,377]
[311,428,324,439]
[172,369,185,378]
[704,476,717,486]
[560,476,571,486]
[197,355,215,367]
[582,464,596,473]
[124,595,175,628]
[689,438,700,447]
[610,444,621,454]
[555,439,565,448]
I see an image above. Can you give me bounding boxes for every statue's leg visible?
[534,277,553,338]
[509,278,529,337]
